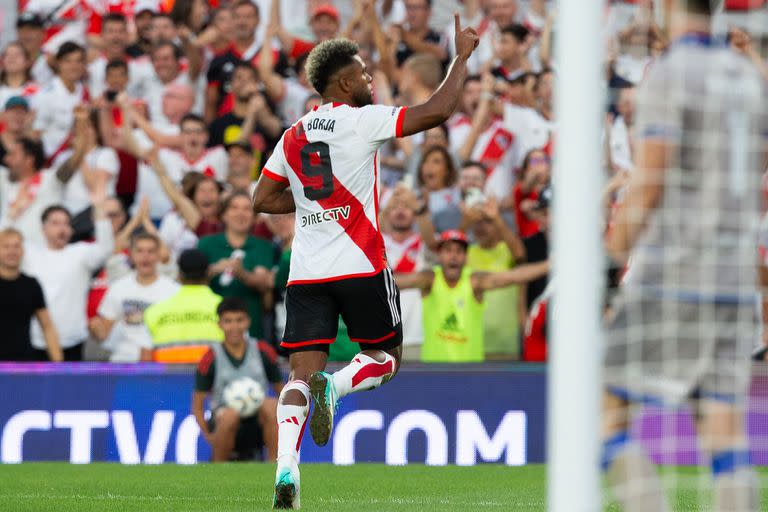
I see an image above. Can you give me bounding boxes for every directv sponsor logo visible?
[301,206,351,227]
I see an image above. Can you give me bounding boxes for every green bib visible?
[421,266,485,363]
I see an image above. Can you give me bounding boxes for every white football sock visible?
[276,380,310,467]
[332,351,396,398]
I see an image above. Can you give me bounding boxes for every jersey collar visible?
[672,31,723,49]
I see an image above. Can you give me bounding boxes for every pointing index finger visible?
[454,12,461,34]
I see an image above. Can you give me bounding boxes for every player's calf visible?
[211,408,240,462]
[274,380,310,509]
[308,349,399,447]
[602,391,668,512]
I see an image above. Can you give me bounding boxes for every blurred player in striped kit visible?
[603,0,768,510]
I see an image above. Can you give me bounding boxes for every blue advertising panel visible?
[0,363,545,465]
[1,363,767,465]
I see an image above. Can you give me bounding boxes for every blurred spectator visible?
[142,248,224,363]
[0,96,35,164]
[207,62,281,169]
[32,42,88,160]
[126,1,160,58]
[491,24,530,82]
[609,86,636,173]
[465,198,526,358]
[398,53,442,106]
[402,124,460,182]
[0,228,62,362]
[393,0,448,67]
[0,41,39,109]
[205,0,287,122]
[395,230,547,362]
[730,27,768,82]
[134,39,202,134]
[267,212,295,341]
[522,187,552,362]
[87,14,130,98]
[198,191,276,341]
[23,193,114,361]
[124,110,226,220]
[170,0,209,34]
[416,145,462,233]
[257,25,313,127]
[521,183,551,310]
[452,74,516,199]
[90,232,179,362]
[54,107,120,221]
[447,0,519,74]
[270,0,340,60]
[15,13,53,85]
[156,168,224,258]
[193,296,282,462]
[507,147,549,239]
[225,141,257,193]
[0,137,76,245]
[382,186,425,360]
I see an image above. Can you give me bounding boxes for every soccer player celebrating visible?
[252,15,480,509]
[603,0,768,510]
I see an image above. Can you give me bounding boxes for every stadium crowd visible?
[0,0,765,365]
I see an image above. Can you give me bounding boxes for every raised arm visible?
[146,149,202,230]
[399,14,479,137]
[472,260,549,292]
[56,105,90,183]
[482,197,526,262]
[394,269,434,293]
[258,22,287,103]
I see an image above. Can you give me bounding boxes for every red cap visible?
[438,230,469,247]
[311,3,340,21]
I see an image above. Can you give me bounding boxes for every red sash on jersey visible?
[724,0,766,9]
[392,236,422,273]
[478,123,514,171]
[45,85,90,167]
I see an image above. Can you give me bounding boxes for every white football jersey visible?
[263,102,407,284]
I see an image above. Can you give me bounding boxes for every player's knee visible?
[279,380,310,407]
[259,397,278,422]
[217,408,241,431]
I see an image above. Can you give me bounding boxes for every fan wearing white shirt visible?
[90,232,180,362]
[609,86,636,174]
[32,41,89,160]
[0,137,84,246]
[53,108,120,217]
[123,111,228,221]
[136,41,203,132]
[23,196,115,361]
[0,42,40,110]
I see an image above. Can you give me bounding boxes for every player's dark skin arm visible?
[399,15,479,138]
[252,176,296,214]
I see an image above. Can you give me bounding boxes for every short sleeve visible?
[355,104,408,146]
[97,283,122,321]
[634,64,682,142]
[29,277,46,311]
[194,348,216,392]
[94,148,119,176]
[211,147,228,180]
[261,134,290,184]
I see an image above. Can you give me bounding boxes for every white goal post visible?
[548,0,605,511]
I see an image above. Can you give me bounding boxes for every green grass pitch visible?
[1,463,767,511]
